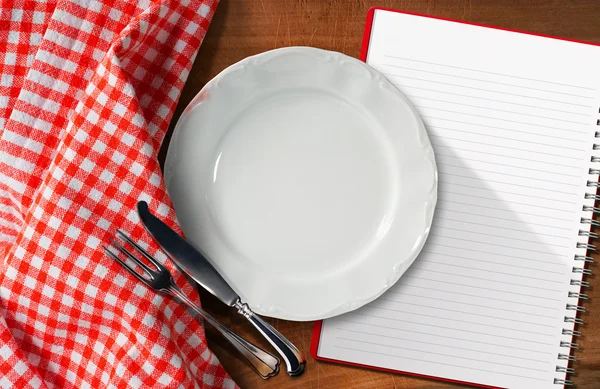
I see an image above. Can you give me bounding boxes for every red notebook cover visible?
[309,6,596,389]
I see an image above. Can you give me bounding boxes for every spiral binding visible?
[568,291,588,300]
[569,279,590,288]
[555,122,598,386]
[561,329,581,337]
[578,230,599,239]
[554,379,574,386]
[558,354,578,362]
[564,316,584,325]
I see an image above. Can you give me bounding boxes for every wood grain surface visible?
[159,1,600,388]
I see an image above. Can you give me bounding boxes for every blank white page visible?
[316,10,600,389]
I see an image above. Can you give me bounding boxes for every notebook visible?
[310,8,597,389]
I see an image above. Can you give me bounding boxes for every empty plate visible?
[164,47,437,321]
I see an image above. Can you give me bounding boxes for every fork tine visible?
[103,245,151,285]
[109,238,155,279]
[116,229,164,270]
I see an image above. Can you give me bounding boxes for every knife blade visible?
[136,201,306,376]
[136,200,239,306]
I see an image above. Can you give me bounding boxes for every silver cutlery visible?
[104,229,280,379]
[136,201,306,377]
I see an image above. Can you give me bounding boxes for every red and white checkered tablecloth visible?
[0,0,239,387]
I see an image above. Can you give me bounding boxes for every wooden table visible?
[160,1,600,388]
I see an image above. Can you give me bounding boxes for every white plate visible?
[164,47,437,321]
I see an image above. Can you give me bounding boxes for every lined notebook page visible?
[316,10,600,389]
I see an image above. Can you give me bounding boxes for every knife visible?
[136,201,306,377]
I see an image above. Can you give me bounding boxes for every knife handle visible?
[235,301,306,376]
[169,288,280,379]
[206,317,281,380]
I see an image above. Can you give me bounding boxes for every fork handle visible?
[234,301,306,376]
[169,288,280,379]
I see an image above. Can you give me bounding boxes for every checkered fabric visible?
[0,0,239,387]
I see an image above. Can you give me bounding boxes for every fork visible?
[104,229,280,379]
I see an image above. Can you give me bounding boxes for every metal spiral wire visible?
[556,125,598,386]
[558,354,577,362]
[554,379,574,386]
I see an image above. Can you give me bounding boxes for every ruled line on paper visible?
[383,54,595,90]
[420,105,590,133]
[428,233,567,257]
[399,85,592,116]
[419,259,566,282]
[434,225,570,248]
[437,190,576,213]
[420,242,566,266]
[405,94,592,122]
[379,293,558,318]
[388,75,593,108]
[431,134,585,158]
[334,346,547,380]
[438,174,579,196]
[335,328,550,362]
[370,301,558,329]
[438,162,579,187]
[401,276,562,302]
[355,312,556,345]
[429,124,587,149]
[435,206,570,229]
[435,153,581,179]
[392,284,561,309]
[420,250,567,274]
[336,321,554,355]
[369,300,556,332]
[437,181,579,204]
[382,63,594,98]
[336,338,550,372]
[436,199,575,221]
[433,144,582,168]
[423,113,589,136]
[409,266,564,291]
[390,292,559,318]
